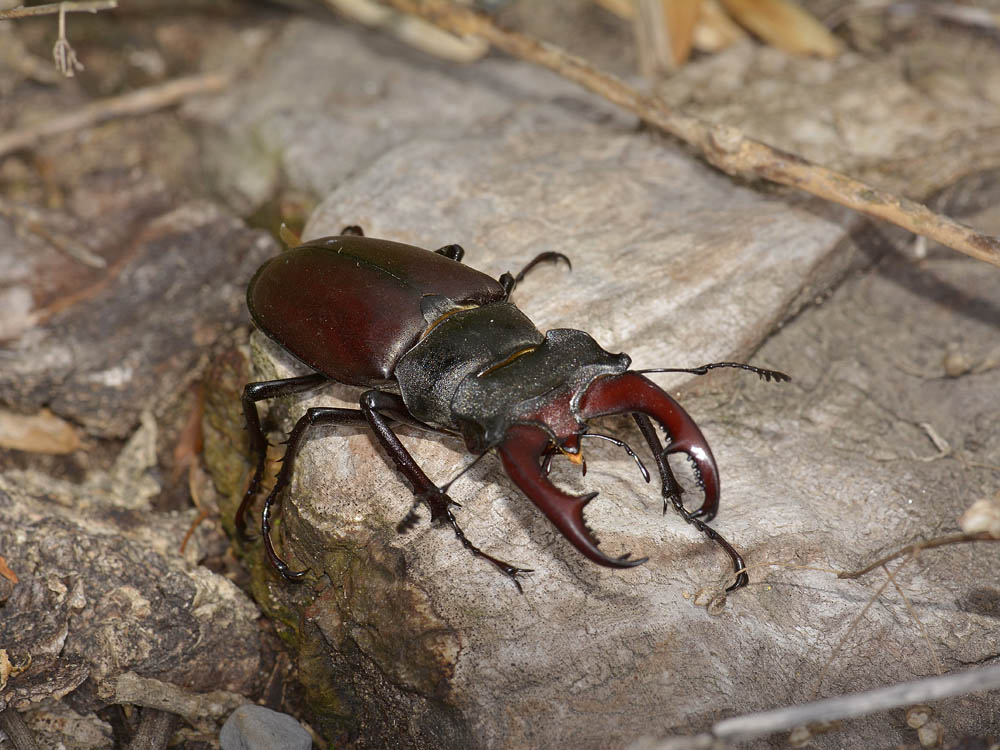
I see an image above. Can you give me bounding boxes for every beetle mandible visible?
[237,225,789,591]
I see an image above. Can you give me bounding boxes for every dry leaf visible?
[720,0,842,58]
[0,555,17,584]
[664,0,702,66]
[0,407,81,454]
[693,0,748,52]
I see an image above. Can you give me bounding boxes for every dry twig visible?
[838,531,997,580]
[0,707,41,750]
[379,0,1000,269]
[0,0,116,21]
[712,662,1000,741]
[0,72,231,159]
[0,197,106,268]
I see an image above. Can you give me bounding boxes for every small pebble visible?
[220,705,311,750]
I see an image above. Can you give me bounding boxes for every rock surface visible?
[0,477,262,732]
[4,4,999,749]
[220,704,312,750]
[0,170,277,439]
[223,124,1000,748]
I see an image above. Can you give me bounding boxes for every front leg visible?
[632,413,748,591]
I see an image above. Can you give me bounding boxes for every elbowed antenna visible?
[637,362,790,382]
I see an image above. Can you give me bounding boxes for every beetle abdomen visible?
[247,236,507,385]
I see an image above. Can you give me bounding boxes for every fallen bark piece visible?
[0,482,261,726]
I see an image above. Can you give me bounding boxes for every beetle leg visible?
[579,372,749,591]
[238,373,330,538]
[631,413,747,590]
[499,252,572,298]
[434,243,465,262]
[262,406,370,580]
[340,225,364,236]
[632,414,688,517]
[361,389,532,590]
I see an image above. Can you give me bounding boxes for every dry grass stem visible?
[813,566,893,698]
[379,0,1000,269]
[0,72,231,159]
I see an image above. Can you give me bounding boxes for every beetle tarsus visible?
[442,508,532,593]
[262,483,309,580]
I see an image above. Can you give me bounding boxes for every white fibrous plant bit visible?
[959,490,1000,538]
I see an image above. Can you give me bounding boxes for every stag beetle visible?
[237,225,788,592]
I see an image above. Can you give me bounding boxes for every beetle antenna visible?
[638,362,791,382]
[580,432,651,483]
[439,449,492,494]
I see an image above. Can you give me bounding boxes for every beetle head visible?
[495,371,720,568]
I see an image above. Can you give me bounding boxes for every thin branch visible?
[0,72,232,159]
[0,1,117,21]
[838,532,997,580]
[0,707,42,750]
[712,662,1000,741]
[378,0,1000,269]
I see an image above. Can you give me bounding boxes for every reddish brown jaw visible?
[498,423,647,568]
[578,372,720,520]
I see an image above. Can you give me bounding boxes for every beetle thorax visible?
[395,302,630,452]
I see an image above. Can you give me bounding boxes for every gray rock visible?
[185,18,628,215]
[220,705,312,750]
[230,132,1000,749]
